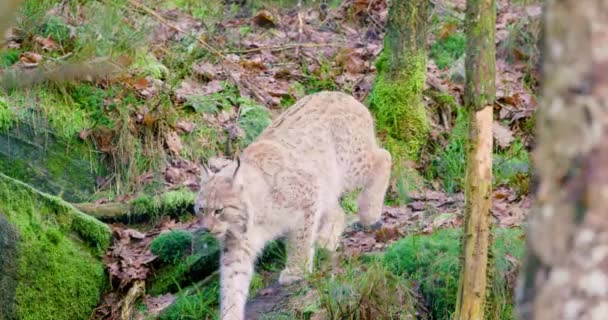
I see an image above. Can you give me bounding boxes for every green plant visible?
[151,230,194,264]
[159,282,220,320]
[310,259,416,320]
[493,139,530,193]
[339,189,360,214]
[384,227,525,320]
[426,107,468,193]
[430,32,466,69]
[0,49,19,68]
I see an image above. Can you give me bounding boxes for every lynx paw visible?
[352,220,382,231]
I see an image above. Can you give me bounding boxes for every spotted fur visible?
[194,91,391,320]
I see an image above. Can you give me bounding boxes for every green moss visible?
[129,189,196,220]
[0,173,110,320]
[151,230,194,264]
[369,52,430,161]
[384,227,524,320]
[430,32,466,69]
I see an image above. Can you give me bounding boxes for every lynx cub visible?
[194,91,391,320]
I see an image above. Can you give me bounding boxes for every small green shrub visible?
[384,227,525,320]
[151,230,194,264]
[431,32,466,69]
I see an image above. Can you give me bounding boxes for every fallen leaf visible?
[175,120,196,133]
[18,52,42,68]
[34,36,58,51]
[193,61,219,81]
[252,10,276,28]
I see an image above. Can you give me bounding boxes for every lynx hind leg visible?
[279,217,318,285]
[357,148,391,226]
[316,203,346,252]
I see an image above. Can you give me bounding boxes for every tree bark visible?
[516,1,608,319]
[454,0,495,319]
[369,0,430,161]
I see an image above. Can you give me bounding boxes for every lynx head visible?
[194,157,248,240]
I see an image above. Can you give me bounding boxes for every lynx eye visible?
[213,208,224,216]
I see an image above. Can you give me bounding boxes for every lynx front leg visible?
[357,149,391,226]
[279,214,318,285]
[219,243,256,320]
[317,203,346,252]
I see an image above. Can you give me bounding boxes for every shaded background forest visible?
[0,0,540,319]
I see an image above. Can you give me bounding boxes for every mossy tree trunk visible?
[369,0,430,161]
[454,0,495,319]
[516,1,608,319]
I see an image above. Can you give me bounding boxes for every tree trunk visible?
[516,1,608,319]
[454,0,495,319]
[369,0,430,162]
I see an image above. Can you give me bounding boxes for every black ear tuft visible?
[200,159,212,183]
[232,156,241,180]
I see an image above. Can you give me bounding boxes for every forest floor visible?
[1,0,540,318]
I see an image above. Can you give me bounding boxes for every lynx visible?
[194,91,391,320]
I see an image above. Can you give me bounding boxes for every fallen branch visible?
[225,42,346,54]
[121,280,145,320]
[71,190,195,222]
[127,0,272,106]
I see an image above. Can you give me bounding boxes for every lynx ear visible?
[232,156,241,180]
[200,160,213,184]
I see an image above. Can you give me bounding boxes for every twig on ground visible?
[225,42,346,54]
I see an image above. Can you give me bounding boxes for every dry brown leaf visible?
[175,119,196,133]
[34,35,58,51]
[192,61,219,81]
[252,10,276,28]
[18,52,42,68]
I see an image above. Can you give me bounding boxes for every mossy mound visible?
[0,173,111,320]
[384,227,525,320]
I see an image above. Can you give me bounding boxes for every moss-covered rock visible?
[0,112,101,202]
[0,173,111,320]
